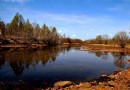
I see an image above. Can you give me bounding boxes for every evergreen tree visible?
[9,12,19,37]
[25,19,33,42]
[0,19,5,38]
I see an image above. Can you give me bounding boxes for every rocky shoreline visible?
[48,68,130,90]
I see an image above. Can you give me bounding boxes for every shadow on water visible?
[95,51,109,60]
[112,52,128,72]
[0,47,130,89]
[87,51,109,60]
[88,50,130,70]
[0,47,67,76]
[91,51,130,70]
[0,46,73,89]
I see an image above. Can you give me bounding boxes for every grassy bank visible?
[83,44,130,53]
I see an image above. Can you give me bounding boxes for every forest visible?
[0,12,82,46]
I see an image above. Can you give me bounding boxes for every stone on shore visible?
[79,82,91,88]
[54,81,73,87]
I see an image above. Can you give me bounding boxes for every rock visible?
[94,85,105,90]
[80,82,91,88]
[79,83,83,87]
[109,75,115,79]
[54,81,73,87]
[69,85,74,88]
[51,87,58,90]
[105,86,112,90]
[99,82,105,86]
[90,81,97,85]
[108,81,118,87]
[102,74,107,77]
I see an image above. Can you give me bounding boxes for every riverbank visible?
[49,68,130,90]
[0,43,82,49]
[83,44,130,53]
[1,44,46,48]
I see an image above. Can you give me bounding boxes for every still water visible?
[0,46,130,88]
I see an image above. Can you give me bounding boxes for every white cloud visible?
[3,0,32,3]
[108,34,113,38]
[71,34,76,38]
[58,30,62,33]
[21,10,112,28]
[2,5,114,27]
[44,14,109,25]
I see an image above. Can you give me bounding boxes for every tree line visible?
[1,12,128,48]
[85,31,129,48]
[0,12,82,46]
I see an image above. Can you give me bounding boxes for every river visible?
[0,46,130,88]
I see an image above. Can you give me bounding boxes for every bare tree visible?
[113,31,129,48]
[103,34,109,44]
[96,35,102,44]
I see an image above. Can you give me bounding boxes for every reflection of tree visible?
[127,59,130,68]
[87,51,94,54]
[1,47,65,77]
[112,52,127,71]
[6,49,32,77]
[66,46,71,51]
[0,52,5,69]
[102,52,108,60]
[61,46,72,54]
[39,47,60,64]
[95,51,102,57]
[94,51,109,60]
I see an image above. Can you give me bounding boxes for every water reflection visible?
[112,52,128,71]
[94,51,109,60]
[0,47,130,87]
[93,51,129,71]
[0,52,5,69]
[0,47,71,77]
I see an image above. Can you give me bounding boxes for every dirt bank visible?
[0,44,46,48]
[83,44,130,53]
[49,68,130,90]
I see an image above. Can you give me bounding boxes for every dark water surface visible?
[0,46,130,88]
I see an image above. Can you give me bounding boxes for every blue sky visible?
[1,0,130,40]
